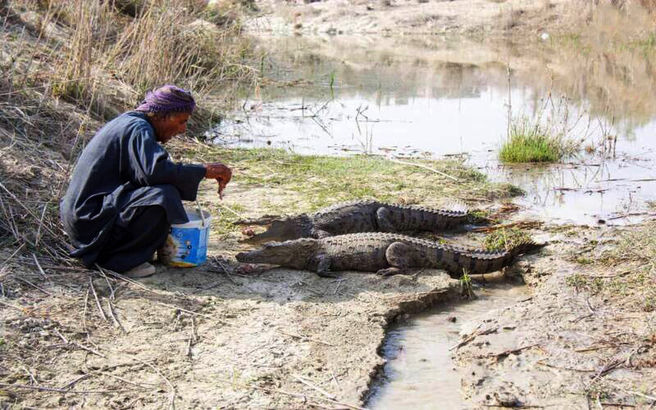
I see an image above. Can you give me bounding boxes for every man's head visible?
[136,85,196,143]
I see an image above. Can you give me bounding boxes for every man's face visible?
[154,112,191,143]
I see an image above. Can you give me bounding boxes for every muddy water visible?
[366,283,530,409]
[215,35,656,225]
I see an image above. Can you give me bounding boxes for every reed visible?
[0,0,259,256]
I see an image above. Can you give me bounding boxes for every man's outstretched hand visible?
[204,163,232,199]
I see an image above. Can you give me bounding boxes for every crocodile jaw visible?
[236,238,318,269]
[243,215,313,244]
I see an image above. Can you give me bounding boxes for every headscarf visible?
[135,84,196,114]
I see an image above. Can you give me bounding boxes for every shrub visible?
[499,119,563,163]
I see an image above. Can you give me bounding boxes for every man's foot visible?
[124,262,156,278]
[157,234,177,265]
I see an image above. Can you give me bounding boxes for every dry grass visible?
[565,222,656,312]
[0,0,260,260]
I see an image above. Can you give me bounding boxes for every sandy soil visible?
[4,174,652,408]
[453,225,656,408]
[0,178,467,409]
[245,0,578,37]
[0,256,460,408]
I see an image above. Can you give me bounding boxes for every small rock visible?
[494,392,523,407]
[447,315,457,323]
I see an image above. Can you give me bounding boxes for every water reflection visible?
[214,35,656,225]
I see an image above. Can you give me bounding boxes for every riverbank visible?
[0,139,525,408]
[454,220,656,408]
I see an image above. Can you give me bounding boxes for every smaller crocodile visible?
[237,200,468,243]
[236,232,543,277]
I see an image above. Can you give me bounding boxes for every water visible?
[214,35,656,225]
[367,283,530,409]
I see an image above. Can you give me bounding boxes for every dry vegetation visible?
[0,0,259,260]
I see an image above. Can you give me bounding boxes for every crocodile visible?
[235,232,543,277]
[237,200,468,243]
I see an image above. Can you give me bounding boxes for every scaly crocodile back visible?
[311,200,468,236]
[383,202,468,231]
[316,233,541,276]
[312,200,381,235]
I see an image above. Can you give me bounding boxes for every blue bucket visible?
[167,208,211,267]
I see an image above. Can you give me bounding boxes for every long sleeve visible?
[126,126,207,201]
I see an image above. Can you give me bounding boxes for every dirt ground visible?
[245,0,579,37]
[0,176,467,409]
[3,174,654,408]
[0,247,458,409]
[454,224,656,408]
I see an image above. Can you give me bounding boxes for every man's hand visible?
[204,163,232,199]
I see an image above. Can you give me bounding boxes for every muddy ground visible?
[2,171,654,408]
[454,224,656,408]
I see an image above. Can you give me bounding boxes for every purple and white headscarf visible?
[136,85,196,114]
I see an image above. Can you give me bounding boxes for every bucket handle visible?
[195,199,207,228]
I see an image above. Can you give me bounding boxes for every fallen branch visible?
[389,158,459,181]
[54,328,105,357]
[15,277,51,296]
[474,344,538,359]
[279,330,335,347]
[32,253,48,280]
[292,374,337,400]
[450,326,498,351]
[0,181,60,239]
[88,276,108,322]
[0,382,134,394]
[0,299,24,311]
[606,212,656,221]
[136,359,176,410]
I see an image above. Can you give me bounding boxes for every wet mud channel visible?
[367,283,529,409]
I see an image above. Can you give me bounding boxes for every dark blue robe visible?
[60,111,206,271]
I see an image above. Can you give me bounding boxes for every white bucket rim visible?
[172,209,212,229]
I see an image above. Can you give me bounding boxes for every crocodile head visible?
[236,238,318,269]
[242,214,313,244]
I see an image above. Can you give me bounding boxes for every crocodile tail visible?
[509,240,546,257]
[456,240,545,275]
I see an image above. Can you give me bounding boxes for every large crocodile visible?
[237,200,468,243]
[236,232,543,277]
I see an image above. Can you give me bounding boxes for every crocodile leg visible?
[375,207,396,232]
[376,242,414,276]
[312,229,333,239]
[315,254,339,278]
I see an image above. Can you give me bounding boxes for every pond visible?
[213,34,656,226]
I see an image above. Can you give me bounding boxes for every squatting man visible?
[60,85,232,278]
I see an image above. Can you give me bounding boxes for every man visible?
[60,85,232,278]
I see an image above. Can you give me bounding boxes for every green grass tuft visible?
[499,118,578,163]
[499,129,561,163]
[483,228,533,251]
